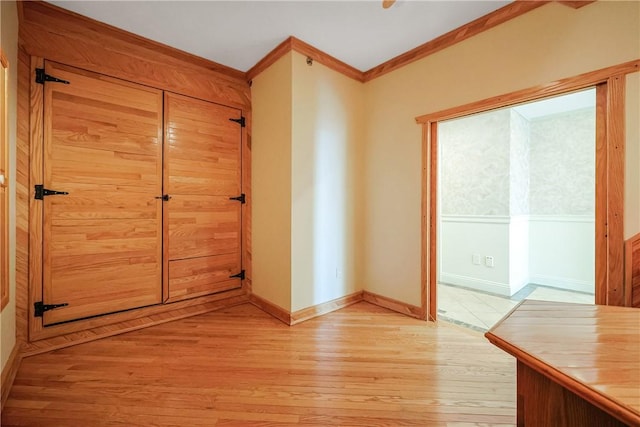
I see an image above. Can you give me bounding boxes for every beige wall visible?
[252,51,365,313]
[1,0,18,372]
[290,52,364,311]
[363,1,640,305]
[251,52,293,311]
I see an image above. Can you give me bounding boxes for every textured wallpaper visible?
[440,109,511,216]
[441,107,595,217]
[529,108,595,215]
[509,110,530,216]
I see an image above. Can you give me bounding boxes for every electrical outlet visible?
[472,254,481,265]
[485,256,494,268]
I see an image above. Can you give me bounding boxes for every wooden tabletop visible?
[485,300,640,426]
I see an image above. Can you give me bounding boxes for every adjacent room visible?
[437,89,597,331]
[1,0,639,425]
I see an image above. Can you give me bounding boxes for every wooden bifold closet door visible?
[164,93,243,303]
[41,61,164,325]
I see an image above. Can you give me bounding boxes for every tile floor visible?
[437,283,595,332]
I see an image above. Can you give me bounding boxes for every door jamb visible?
[416,60,639,321]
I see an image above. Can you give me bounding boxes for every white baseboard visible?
[529,274,593,294]
[440,273,511,296]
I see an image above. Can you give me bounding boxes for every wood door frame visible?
[416,60,639,321]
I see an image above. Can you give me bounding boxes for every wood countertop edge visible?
[484,330,640,426]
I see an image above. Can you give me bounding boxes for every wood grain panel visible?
[167,254,240,303]
[516,361,627,427]
[362,291,423,319]
[168,196,240,260]
[595,83,608,305]
[625,232,640,307]
[486,300,640,426]
[42,61,163,325]
[0,343,21,410]
[3,303,517,426]
[165,92,243,301]
[165,93,241,196]
[606,75,625,306]
[19,1,250,108]
[290,291,364,325]
[25,291,248,354]
[15,48,30,346]
[363,1,549,82]
[29,56,45,334]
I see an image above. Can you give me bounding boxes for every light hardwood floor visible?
[2,302,516,426]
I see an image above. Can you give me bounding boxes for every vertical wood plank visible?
[607,75,626,306]
[28,56,45,338]
[428,123,438,321]
[595,83,608,305]
[420,123,428,320]
[15,48,30,346]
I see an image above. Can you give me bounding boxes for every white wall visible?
[440,216,511,295]
[1,0,18,373]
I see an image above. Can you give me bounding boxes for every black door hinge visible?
[229,193,245,204]
[34,301,69,317]
[35,68,70,85]
[229,116,246,127]
[34,184,69,200]
[229,270,245,280]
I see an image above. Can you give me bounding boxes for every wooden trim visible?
[24,1,244,81]
[557,1,596,9]
[15,48,29,348]
[1,343,22,409]
[28,56,44,338]
[363,1,549,82]
[362,291,423,319]
[0,48,8,311]
[290,291,363,325]
[625,232,640,307]
[290,37,364,83]
[246,36,365,83]
[421,124,429,320]
[420,61,638,319]
[246,37,294,83]
[22,293,249,357]
[607,75,626,306]
[428,124,438,321]
[595,83,608,305]
[20,2,250,109]
[416,60,640,124]
[249,294,292,325]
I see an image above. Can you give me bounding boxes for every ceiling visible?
[47,0,511,73]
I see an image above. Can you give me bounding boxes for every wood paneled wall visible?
[16,1,252,354]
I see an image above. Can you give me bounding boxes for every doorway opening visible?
[436,89,596,331]
[416,66,630,326]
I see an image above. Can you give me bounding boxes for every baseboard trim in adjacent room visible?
[1,343,22,410]
[249,294,292,325]
[529,274,593,294]
[290,291,364,325]
[440,273,511,297]
[362,291,424,319]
